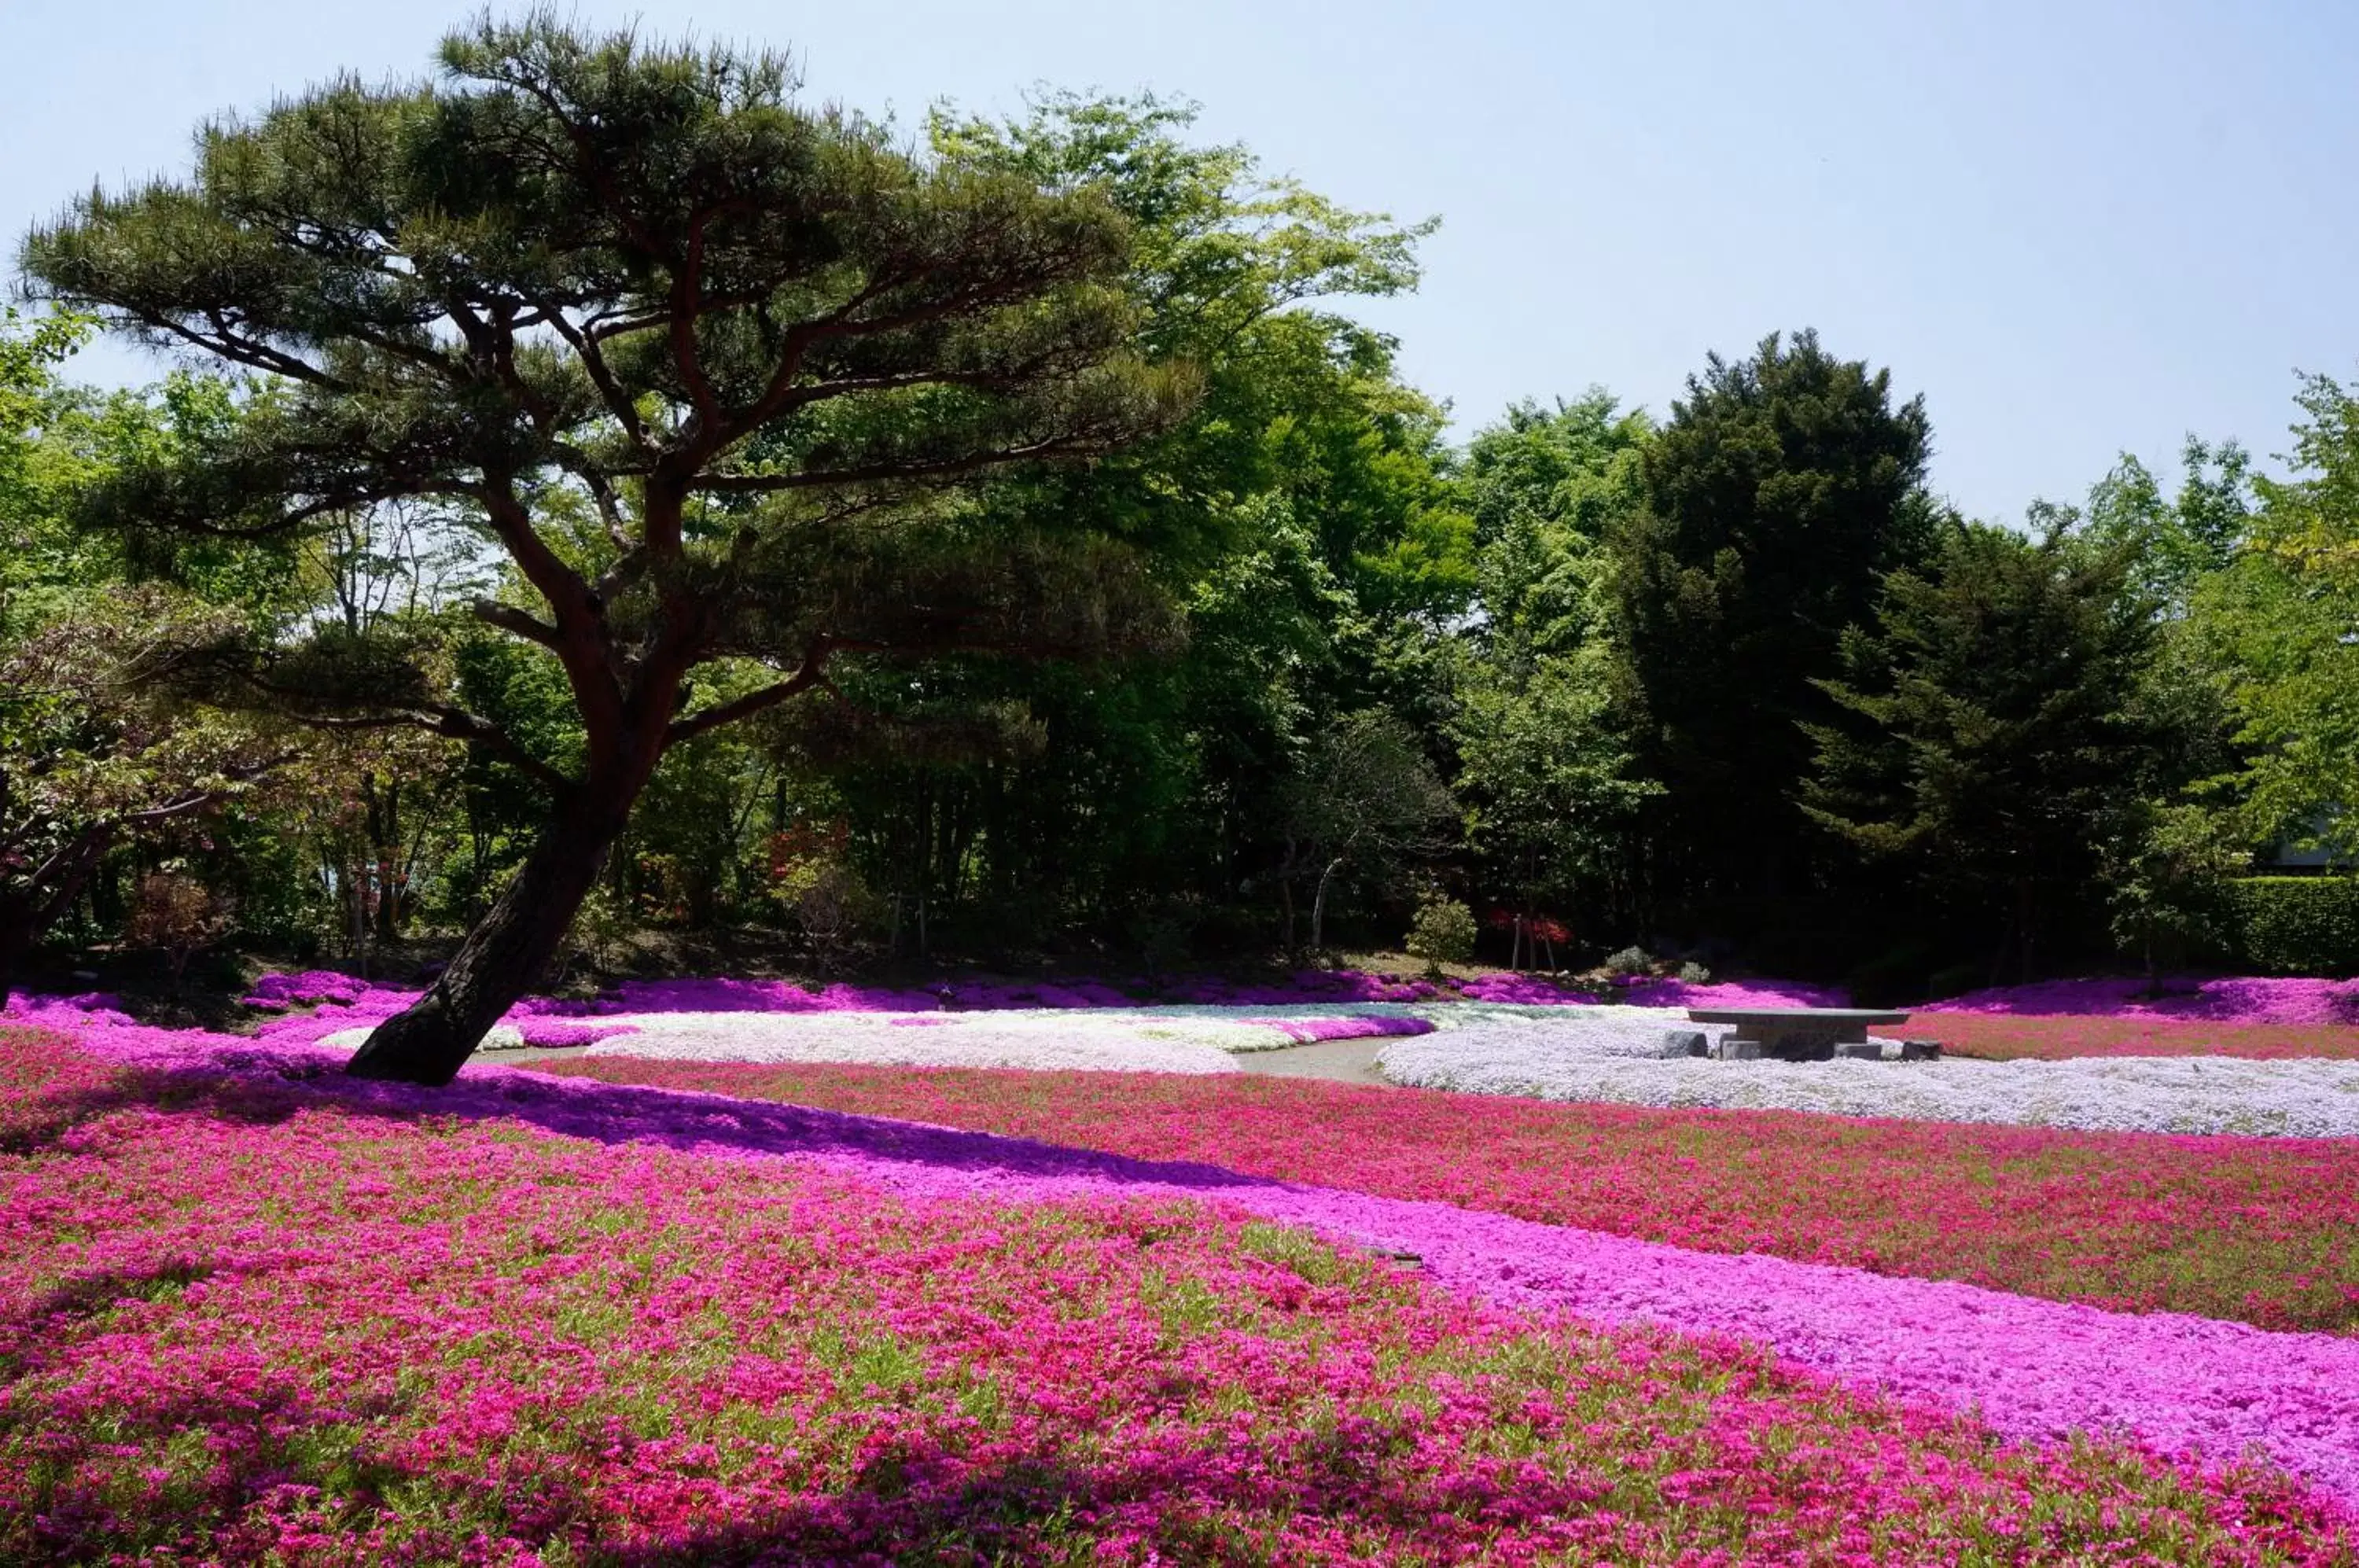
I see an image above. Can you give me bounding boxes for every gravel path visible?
[1231,1038,1395,1086]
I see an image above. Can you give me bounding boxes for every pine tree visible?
[19,14,1194,1082]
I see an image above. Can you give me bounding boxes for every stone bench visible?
[1684,1007,1914,1063]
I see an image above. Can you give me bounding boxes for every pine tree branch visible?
[694,432,1113,495]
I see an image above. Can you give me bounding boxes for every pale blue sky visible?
[6,0,2354,524]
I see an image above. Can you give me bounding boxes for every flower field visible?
[13,1028,2358,1563]
[1920,977,2359,1025]
[537,1054,2359,1334]
[19,970,2359,1559]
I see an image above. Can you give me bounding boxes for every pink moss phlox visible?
[1621,977,1852,1008]
[236,970,367,1010]
[24,1006,2359,1513]
[1923,975,2359,1026]
[1458,973,1599,1004]
[14,1022,2358,1561]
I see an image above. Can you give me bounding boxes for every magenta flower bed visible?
[521,969,1448,1018]
[1922,975,2359,1026]
[5,1025,2355,1562]
[1621,977,1851,1008]
[18,998,2359,1520]
[513,1018,643,1048]
[1457,971,1602,1003]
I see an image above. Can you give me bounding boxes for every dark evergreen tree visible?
[1803,517,2163,982]
[1607,329,1938,922]
[20,16,1194,1082]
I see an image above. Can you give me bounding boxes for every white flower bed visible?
[1406,1004,1734,1059]
[579,1009,1262,1074]
[318,1023,531,1054]
[1377,1034,2359,1136]
[324,1003,1708,1074]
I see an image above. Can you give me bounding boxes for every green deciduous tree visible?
[1276,709,1456,952]
[20,17,1196,1081]
[1450,392,1657,940]
[2192,374,2359,863]
[0,314,295,998]
[793,93,1454,954]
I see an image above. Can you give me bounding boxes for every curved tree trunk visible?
[346,784,635,1086]
[1308,857,1345,952]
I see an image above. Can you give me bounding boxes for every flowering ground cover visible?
[535,1055,2359,1336]
[11,1029,2353,1562]
[237,965,1844,1024]
[1914,1012,2359,1061]
[1921,976,2359,1025]
[1378,1035,2359,1136]
[327,1008,1433,1076]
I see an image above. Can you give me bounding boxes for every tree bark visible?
[1309,858,1344,951]
[346,783,635,1086]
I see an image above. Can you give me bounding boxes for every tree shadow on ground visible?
[13,1386,1444,1566]
[6,1041,1287,1199]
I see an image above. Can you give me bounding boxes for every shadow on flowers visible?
[19,1042,1288,1198]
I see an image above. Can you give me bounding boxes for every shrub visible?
[123,871,234,993]
[1676,960,1712,985]
[775,859,883,974]
[1603,944,1653,977]
[2227,878,2359,977]
[561,882,633,979]
[1404,896,1477,975]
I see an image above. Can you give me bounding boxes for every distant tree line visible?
[7,16,2359,1076]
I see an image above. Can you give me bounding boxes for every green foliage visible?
[2082,436,2253,614]
[2103,802,2251,982]
[1805,517,2165,977]
[1446,393,1655,926]
[1404,893,1476,974]
[1610,329,1940,902]
[2192,374,2359,862]
[1279,709,1456,950]
[2226,878,2359,977]
[0,314,304,988]
[1460,391,1651,549]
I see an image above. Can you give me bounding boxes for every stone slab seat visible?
[1683,1006,1913,1063]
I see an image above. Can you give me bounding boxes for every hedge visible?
[2227,878,2359,977]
